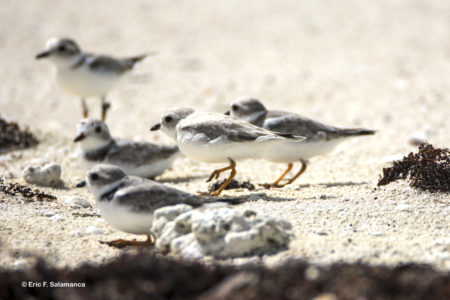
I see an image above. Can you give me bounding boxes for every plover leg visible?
[282,159,307,186]
[261,163,293,188]
[100,234,154,249]
[81,98,89,118]
[207,158,237,196]
[101,96,111,121]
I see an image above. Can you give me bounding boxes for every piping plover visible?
[86,164,242,247]
[226,98,376,187]
[36,37,149,121]
[74,118,179,178]
[150,107,304,195]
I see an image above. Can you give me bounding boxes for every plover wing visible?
[264,111,375,141]
[107,140,179,166]
[83,54,147,75]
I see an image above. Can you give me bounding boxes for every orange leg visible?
[101,96,111,121]
[100,234,154,249]
[261,163,293,188]
[81,98,88,118]
[283,159,308,186]
[207,158,237,196]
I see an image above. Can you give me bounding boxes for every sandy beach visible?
[0,0,449,272]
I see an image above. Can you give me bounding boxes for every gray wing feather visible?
[114,179,206,212]
[106,140,178,166]
[86,54,145,74]
[181,118,285,143]
[265,111,374,140]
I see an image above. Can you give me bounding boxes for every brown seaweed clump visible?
[0,116,39,154]
[378,144,450,192]
[0,178,56,201]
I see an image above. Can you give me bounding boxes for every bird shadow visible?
[158,175,206,184]
[291,181,369,189]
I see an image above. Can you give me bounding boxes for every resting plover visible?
[74,118,179,178]
[150,107,304,195]
[86,164,242,247]
[36,37,149,121]
[226,98,376,187]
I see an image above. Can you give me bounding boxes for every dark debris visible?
[0,253,449,300]
[0,178,56,201]
[209,179,255,192]
[378,144,450,193]
[0,117,39,154]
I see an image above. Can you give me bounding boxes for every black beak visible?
[150,123,161,131]
[76,180,87,188]
[36,51,50,59]
[73,133,85,142]
[224,110,230,116]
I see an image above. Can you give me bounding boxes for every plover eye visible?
[95,126,102,133]
[90,173,99,181]
[164,116,173,123]
[231,104,239,111]
[57,44,67,52]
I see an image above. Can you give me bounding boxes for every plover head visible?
[86,164,127,199]
[226,97,267,125]
[150,107,195,141]
[36,37,82,67]
[74,119,112,151]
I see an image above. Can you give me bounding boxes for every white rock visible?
[50,214,65,221]
[395,204,413,212]
[23,162,61,186]
[42,210,56,217]
[27,158,49,166]
[86,226,104,235]
[65,197,91,208]
[14,260,27,268]
[152,205,293,259]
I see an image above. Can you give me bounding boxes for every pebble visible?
[50,214,65,221]
[42,210,56,217]
[23,162,62,186]
[86,226,104,235]
[65,197,92,208]
[395,204,413,212]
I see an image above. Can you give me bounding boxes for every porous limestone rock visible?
[152,204,293,259]
[23,162,61,186]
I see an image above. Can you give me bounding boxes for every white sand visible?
[0,0,449,270]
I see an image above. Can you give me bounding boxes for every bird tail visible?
[339,128,376,137]
[123,51,157,69]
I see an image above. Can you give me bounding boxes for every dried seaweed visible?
[0,116,39,154]
[378,144,450,192]
[0,178,56,201]
[209,179,255,192]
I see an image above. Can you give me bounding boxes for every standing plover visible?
[226,98,375,187]
[150,107,304,195]
[86,164,242,247]
[36,37,149,121]
[74,118,179,178]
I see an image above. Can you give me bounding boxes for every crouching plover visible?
[74,118,179,178]
[226,98,376,187]
[36,37,150,121]
[86,164,242,247]
[150,107,304,195]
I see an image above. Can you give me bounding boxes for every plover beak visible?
[35,51,50,59]
[76,180,87,188]
[150,123,161,131]
[224,110,230,115]
[73,133,85,142]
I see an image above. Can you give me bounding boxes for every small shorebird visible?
[226,97,376,187]
[74,118,179,178]
[36,37,149,121]
[150,107,304,195]
[86,164,242,248]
